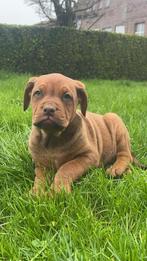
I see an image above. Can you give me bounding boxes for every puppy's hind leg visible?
[106,129,133,177]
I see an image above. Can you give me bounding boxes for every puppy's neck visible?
[64,113,82,136]
[39,113,82,147]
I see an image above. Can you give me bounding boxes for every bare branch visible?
[25,0,104,28]
[74,0,100,13]
[38,0,53,20]
[88,13,105,30]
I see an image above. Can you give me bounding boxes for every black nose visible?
[43,106,56,115]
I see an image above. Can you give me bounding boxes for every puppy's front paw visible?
[51,176,71,194]
[29,183,46,197]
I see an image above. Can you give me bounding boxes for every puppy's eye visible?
[62,93,72,101]
[33,90,42,97]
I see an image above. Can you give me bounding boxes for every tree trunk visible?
[53,0,75,27]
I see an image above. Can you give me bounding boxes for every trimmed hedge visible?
[1,24,147,80]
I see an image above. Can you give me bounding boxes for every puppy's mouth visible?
[33,116,66,130]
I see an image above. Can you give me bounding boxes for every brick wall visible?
[78,0,147,35]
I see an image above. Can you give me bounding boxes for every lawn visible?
[0,71,147,260]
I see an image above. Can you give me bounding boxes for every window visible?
[135,23,145,36]
[115,25,125,34]
[102,27,112,32]
[92,3,98,11]
[96,0,110,10]
[98,0,103,9]
[93,28,100,31]
[105,0,110,7]
[76,19,81,30]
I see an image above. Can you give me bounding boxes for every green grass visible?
[0,71,147,260]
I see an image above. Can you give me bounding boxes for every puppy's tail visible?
[132,153,147,170]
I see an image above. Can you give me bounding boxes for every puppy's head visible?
[23,73,87,132]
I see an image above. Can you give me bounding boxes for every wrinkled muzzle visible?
[32,99,70,131]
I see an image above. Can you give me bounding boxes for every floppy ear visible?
[75,80,87,117]
[23,77,37,111]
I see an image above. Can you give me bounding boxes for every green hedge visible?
[0,24,147,80]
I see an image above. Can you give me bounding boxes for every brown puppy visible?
[24,73,133,194]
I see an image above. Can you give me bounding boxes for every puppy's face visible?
[24,73,87,132]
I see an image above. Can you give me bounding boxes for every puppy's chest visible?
[30,142,71,170]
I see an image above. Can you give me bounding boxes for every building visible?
[77,0,147,36]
